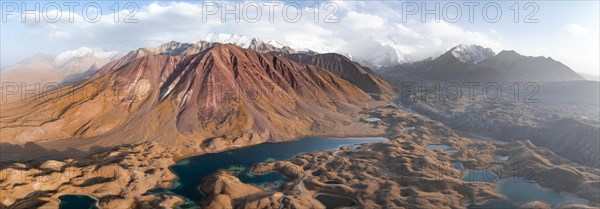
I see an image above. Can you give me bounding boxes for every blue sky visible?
[1,0,599,75]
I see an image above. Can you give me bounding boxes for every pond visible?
[365,117,381,122]
[426,144,450,150]
[462,170,499,182]
[315,193,357,209]
[149,136,388,208]
[452,162,464,170]
[496,155,509,161]
[468,177,590,208]
[58,195,98,209]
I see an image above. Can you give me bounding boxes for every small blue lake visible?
[468,177,589,208]
[58,195,98,209]
[315,193,357,209]
[365,118,381,122]
[426,144,450,150]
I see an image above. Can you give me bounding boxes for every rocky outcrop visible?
[518,201,549,209]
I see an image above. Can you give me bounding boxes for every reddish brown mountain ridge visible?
[0,44,392,161]
[285,53,395,96]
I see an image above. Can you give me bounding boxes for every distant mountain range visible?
[384,44,584,82]
[3,34,593,85]
[578,73,600,81]
[1,47,124,84]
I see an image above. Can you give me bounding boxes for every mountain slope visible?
[450,44,495,64]
[98,40,394,97]
[0,44,374,160]
[285,53,395,95]
[479,50,584,82]
[385,46,504,82]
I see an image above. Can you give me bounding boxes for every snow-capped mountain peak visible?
[198,33,413,69]
[201,33,262,48]
[450,44,496,64]
[54,47,121,67]
[341,38,412,68]
[266,40,285,48]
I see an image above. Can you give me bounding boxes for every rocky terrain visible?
[198,104,600,209]
[390,83,600,168]
[0,142,182,208]
[0,106,389,209]
[383,47,598,168]
[1,97,598,209]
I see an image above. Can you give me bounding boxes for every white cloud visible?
[4,0,596,76]
[48,31,71,38]
[342,11,385,30]
[562,24,589,35]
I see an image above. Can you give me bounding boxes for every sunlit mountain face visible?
[1,1,598,209]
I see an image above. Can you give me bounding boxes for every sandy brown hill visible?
[0,44,374,161]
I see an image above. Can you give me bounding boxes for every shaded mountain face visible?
[0,44,373,152]
[385,46,583,83]
[285,53,395,96]
[478,50,584,82]
[384,48,505,82]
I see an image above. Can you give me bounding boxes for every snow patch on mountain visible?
[200,33,413,68]
[342,38,412,68]
[450,44,496,64]
[202,33,261,48]
[54,47,121,67]
[266,40,285,48]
